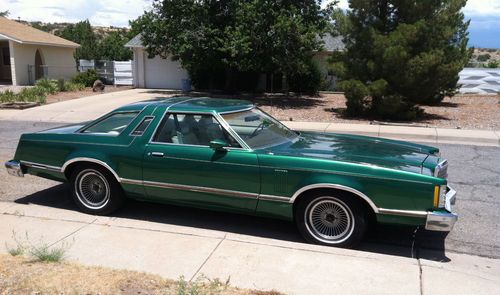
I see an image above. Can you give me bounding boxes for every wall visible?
[11,42,76,85]
[458,68,500,94]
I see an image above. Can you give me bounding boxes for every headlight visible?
[434,160,448,179]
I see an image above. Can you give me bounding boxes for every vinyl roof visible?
[0,17,79,48]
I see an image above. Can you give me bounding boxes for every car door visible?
[142,112,260,213]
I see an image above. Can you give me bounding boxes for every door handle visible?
[149,152,164,157]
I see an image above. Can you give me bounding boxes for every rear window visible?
[82,112,139,135]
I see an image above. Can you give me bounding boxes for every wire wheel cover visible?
[306,198,354,243]
[76,170,110,209]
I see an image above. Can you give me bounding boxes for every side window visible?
[131,116,154,136]
[82,112,138,135]
[153,113,240,147]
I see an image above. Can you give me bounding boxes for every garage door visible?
[144,55,189,89]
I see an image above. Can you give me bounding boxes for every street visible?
[0,119,499,259]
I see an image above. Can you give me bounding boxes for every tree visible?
[140,0,328,91]
[477,54,491,62]
[99,31,133,61]
[57,20,100,61]
[0,10,9,17]
[333,0,471,120]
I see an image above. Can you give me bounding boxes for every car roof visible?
[115,97,254,114]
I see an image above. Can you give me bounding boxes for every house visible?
[0,17,79,86]
[125,34,189,89]
[125,33,344,90]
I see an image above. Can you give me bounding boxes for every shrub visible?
[65,82,85,91]
[71,69,99,87]
[287,60,323,94]
[0,90,17,103]
[18,87,47,103]
[477,54,491,62]
[35,78,59,94]
[487,60,499,68]
[338,79,370,116]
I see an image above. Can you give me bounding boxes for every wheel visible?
[69,164,125,215]
[295,191,367,248]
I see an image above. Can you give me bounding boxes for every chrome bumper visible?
[425,186,458,231]
[5,160,24,177]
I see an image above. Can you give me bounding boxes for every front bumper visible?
[5,160,24,177]
[425,186,458,231]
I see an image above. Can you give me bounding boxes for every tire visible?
[69,164,125,215]
[295,191,367,248]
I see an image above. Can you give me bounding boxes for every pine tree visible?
[334,0,471,120]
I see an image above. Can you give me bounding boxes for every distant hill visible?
[15,19,129,38]
[469,48,500,68]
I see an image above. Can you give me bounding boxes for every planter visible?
[0,102,40,110]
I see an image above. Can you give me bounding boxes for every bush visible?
[0,90,17,103]
[35,78,59,94]
[287,60,323,94]
[487,60,499,68]
[71,69,99,87]
[477,54,491,62]
[65,82,85,91]
[338,79,370,116]
[18,87,47,103]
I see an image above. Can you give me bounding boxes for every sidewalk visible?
[0,88,498,147]
[0,201,499,295]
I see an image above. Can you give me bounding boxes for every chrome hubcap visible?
[75,170,110,209]
[305,197,354,244]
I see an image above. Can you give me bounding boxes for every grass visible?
[5,231,69,263]
[0,254,285,295]
[0,78,85,104]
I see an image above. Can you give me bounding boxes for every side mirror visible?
[209,139,228,151]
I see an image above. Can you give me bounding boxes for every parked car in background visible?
[5,97,457,247]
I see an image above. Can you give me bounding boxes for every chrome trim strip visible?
[21,160,62,172]
[217,106,254,115]
[378,208,428,217]
[121,178,259,200]
[129,116,155,136]
[289,183,379,213]
[213,111,252,150]
[61,158,121,183]
[147,97,205,145]
[259,194,290,203]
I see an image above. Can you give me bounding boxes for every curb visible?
[282,121,500,147]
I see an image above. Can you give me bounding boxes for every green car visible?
[5,97,457,247]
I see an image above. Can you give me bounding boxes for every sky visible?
[1,0,499,48]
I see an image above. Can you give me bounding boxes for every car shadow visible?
[14,184,450,262]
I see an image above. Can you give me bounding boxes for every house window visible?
[2,48,10,66]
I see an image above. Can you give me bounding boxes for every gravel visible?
[252,93,500,130]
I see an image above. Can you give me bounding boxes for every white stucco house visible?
[0,17,79,86]
[125,33,344,90]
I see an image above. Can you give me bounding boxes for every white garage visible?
[125,34,189,89]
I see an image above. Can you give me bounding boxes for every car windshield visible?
[222,108,298,149]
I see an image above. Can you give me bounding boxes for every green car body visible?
[5,97,457,246]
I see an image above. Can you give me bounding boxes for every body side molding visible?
[61,157,121,183]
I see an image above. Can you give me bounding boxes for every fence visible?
[79,59,133,86]
[458,68,500,94]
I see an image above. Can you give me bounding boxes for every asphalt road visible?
[1,120,499,259]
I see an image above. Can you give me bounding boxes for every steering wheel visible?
[250,122,266,138]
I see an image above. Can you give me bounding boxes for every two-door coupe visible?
[5,97,457,247]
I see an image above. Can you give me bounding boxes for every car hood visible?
[264,132,439,174]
